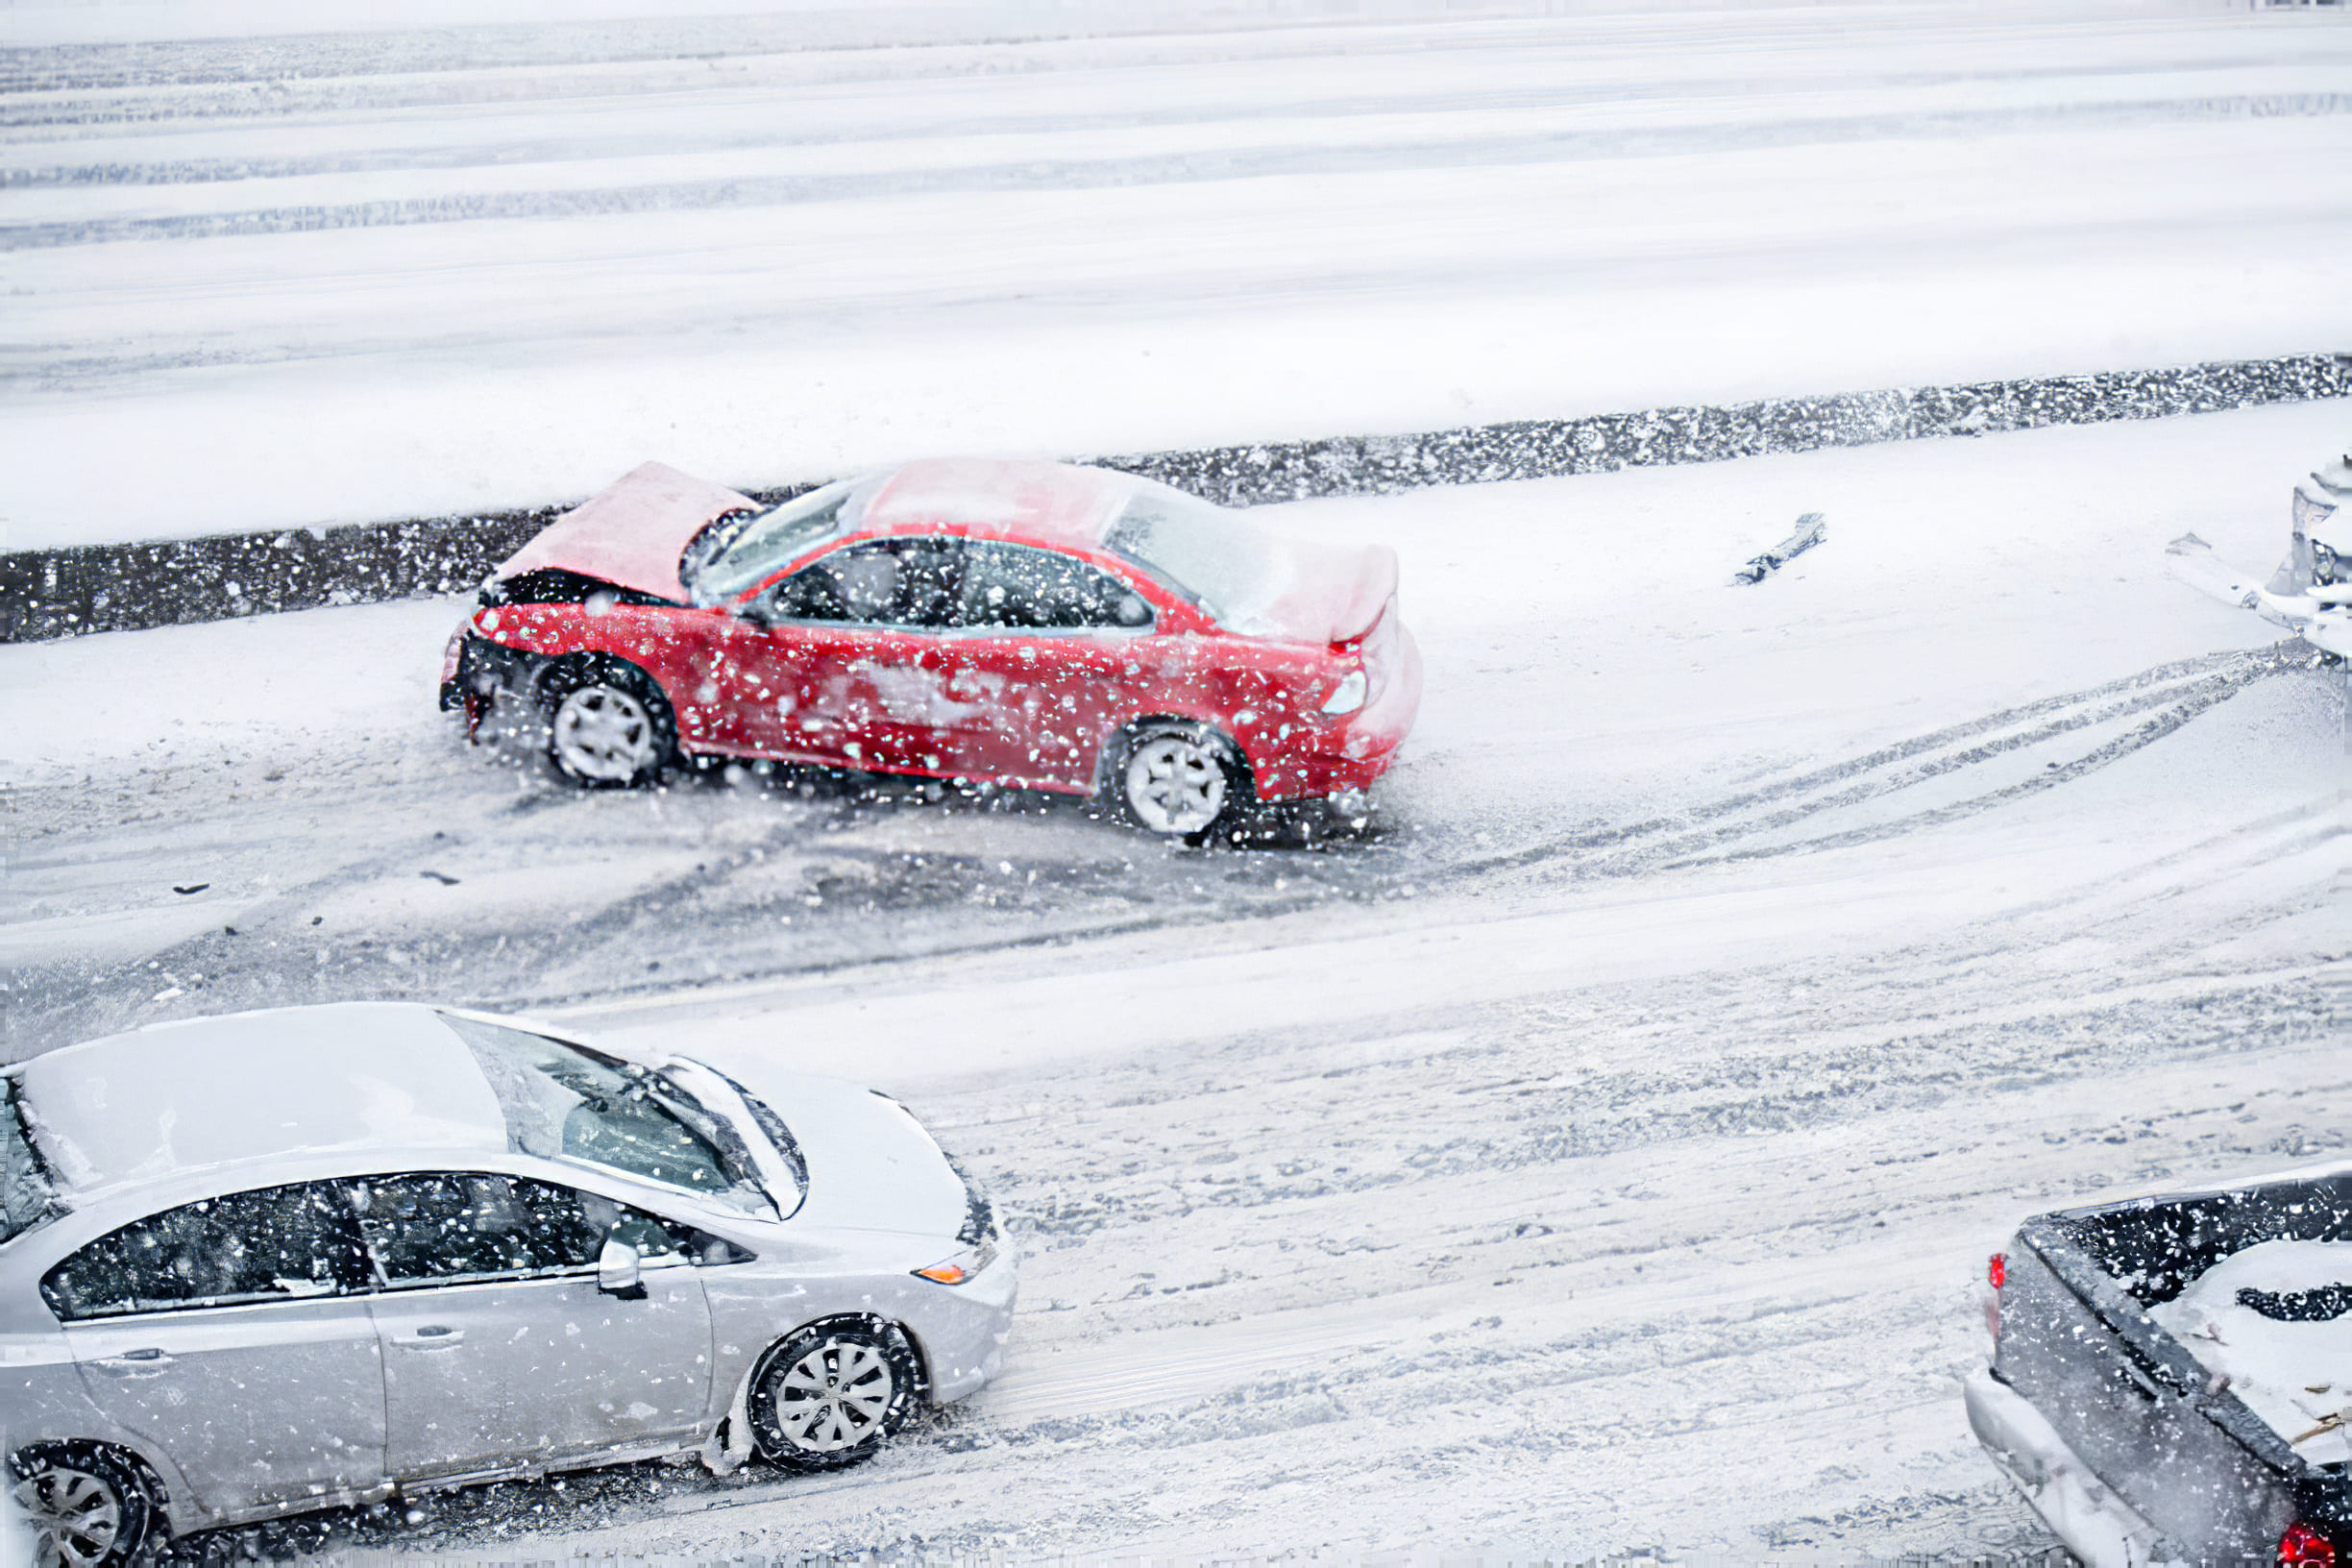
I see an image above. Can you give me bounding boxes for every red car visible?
[441,458,1420,838]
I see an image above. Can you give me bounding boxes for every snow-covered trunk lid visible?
[1236,539,1399,646]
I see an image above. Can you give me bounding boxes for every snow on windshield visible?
[441,1013,773,1217]
[1103,480,1291,634]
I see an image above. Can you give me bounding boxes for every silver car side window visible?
[348,1172,599,1287]
[40,1182,368,1322]
[348,1173,705,1286]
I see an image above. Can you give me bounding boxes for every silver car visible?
[0,1003,1016,1565]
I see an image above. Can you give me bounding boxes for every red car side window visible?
[959,541,1152,631]
[762,540,959,627]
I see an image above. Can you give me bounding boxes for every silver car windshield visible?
[441,1014,776,1218]
[1101,480,1279,629]
[683,476,872,603]
[0,1077,61,1244]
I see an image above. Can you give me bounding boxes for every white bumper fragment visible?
[2166,534,2352,658]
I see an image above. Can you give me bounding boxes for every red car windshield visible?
[1103,481,1281,630]
[684,477,870,602]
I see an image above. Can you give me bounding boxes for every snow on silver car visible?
[0,1003,1015,1563]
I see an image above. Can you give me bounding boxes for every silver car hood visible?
[717,1066,967,1240]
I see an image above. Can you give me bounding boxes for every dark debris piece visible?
[2238,1284,2352,1322]
[1730,512,1826,586]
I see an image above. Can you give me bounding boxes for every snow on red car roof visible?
[861,457,1136,551]
[496,460,756,601]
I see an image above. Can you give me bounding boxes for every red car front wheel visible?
[539,657,676,789]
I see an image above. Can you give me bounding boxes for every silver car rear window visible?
[441,1015,775,1218]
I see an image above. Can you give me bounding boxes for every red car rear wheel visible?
[1108,721,1247,839]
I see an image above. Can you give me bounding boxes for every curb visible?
[6,352,2344,644]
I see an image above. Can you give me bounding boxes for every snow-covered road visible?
[5,0,2349,549]
[7,397,2345,1558]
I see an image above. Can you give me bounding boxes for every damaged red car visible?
[441,458,1420,837]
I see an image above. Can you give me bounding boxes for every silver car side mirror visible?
[598,1235,646,1299]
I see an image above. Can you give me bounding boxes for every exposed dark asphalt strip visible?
[7,353,2345,644]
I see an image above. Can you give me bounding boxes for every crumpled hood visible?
[1233,537,1400,645]
[494,461,756,601]
[727,1067,968,1239]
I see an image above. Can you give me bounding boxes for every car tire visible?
[745,1318,922,1473]
[10,1442,159,1568]
[538,656,676,789]
[1106,720,1248,840]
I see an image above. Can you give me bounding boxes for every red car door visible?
[725,537,961,771]
[926,541,1159,792]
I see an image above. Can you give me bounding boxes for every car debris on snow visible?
[1729,512,1825,585]
[2168,447,2352,658]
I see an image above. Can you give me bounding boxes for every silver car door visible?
[351,1173,711,1482]
[39,1181,386,1517]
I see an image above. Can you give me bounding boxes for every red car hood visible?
[494,461,756,601]
[1240,537,1400,646]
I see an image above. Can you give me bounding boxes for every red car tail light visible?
[1988,1253,2007,1289]
[2281,1522,2337,1567]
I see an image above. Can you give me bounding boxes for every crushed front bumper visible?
[437,626,552,723]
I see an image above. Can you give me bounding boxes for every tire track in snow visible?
[7,640,2320,1055]
[1449,640,2313,882]
[10,94,2348,252]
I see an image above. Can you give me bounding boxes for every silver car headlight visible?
[913,1236,1000,1286]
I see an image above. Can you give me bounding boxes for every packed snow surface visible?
[2151,1239,2352,1467]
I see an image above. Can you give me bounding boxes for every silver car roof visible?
[14,1003,507,1202]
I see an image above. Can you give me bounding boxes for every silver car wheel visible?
[16,1465,125,1568]
[551,683,657,782]
[772,1336,896,1454]
[1124,734,1228,835]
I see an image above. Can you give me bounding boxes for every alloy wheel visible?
[771,1336,896,1454]
[551,684,656,782]
[16,1465,125,1568]
[1125,735,1227,834]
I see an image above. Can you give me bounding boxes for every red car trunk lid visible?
[1244,539,1399,647]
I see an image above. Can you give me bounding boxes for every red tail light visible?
[1988,1252,2007,1289]
[2282,1521,2338,1567]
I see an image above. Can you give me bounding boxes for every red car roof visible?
[861,457,1137,551]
